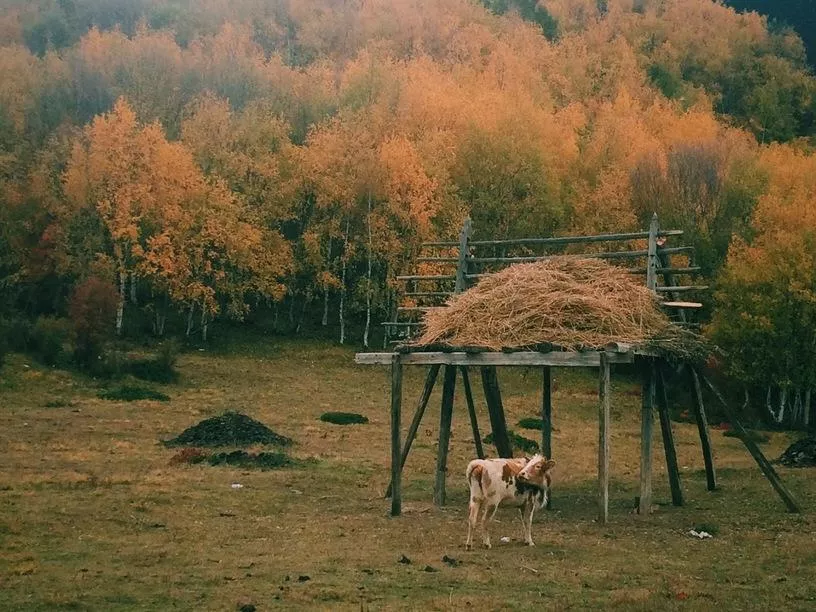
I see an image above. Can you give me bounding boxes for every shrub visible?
[483,430,539,454]
[69,277,118,368]
[128,339,180,383]
[98,385,170,402]
[517,417,545,430]
[319,412,369,425]
[0,316,31,352]
[30,317,71,366]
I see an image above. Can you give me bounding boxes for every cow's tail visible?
[466,461,484,496]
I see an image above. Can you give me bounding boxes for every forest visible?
[0,0,815,423]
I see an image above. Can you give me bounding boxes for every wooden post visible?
[598,351,610,524]
[639,358,655,516]
[646,213,659,291]
[434,365,457,506]
[541,366,553,459]
[699,372,801,513]
[455,217,472,294]
[480,366,513,458]
[390,354,403,517]
[460,367,484,459]
[689,367,717,491]
[656,364,683,506]
[385,364,440,498]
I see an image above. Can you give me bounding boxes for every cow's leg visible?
[466,497,481,551]
[523,501,536,547]
[480,501,494,549]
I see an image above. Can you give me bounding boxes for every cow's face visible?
[517,454,555,489]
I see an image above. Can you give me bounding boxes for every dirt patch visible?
[99,385,170,402]
[204,450,293,469]
[778,437,816,467]
[320,412,369,425]
[164,411,292,447]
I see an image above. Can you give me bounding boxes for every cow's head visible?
[517,454,555,489]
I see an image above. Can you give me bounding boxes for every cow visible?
[465,454,555,550]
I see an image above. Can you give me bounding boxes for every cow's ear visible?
[544,459,556,471]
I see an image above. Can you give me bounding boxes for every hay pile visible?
[413,257,706,358]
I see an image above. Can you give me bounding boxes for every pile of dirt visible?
[164,411,292,447]
[778,437,816,467]
[320,412,369,425]
[412,257,708,359]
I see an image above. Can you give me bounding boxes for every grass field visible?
[1,339,815,610]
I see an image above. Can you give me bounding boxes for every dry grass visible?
[1,341,815,610]
[414,258,706,359]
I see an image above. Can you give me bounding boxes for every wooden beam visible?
[385,364,440,498]
[395,275,456,281]
[646,213,659,291]
[434,365,457,506]
[655,286,710,293]
[480,366,513,458]
[661,301,703,309]
[699,372,801,513]
[467,229,683,248]
[460,367,484,459]
[598,352,611,525]
[689,367,717,491]
[355,351,635,367]
[541,366,553,460]
[390,355,403,517]
[639,358,655,516]
[403,292,453,298]
[455,217,472,293]
[656,364,684,506]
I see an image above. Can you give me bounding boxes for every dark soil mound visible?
[164,411,292,448]
[320,412,369,425]
[483,430,539,454]
[778,437,816,467]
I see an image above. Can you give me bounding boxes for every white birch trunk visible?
[339,218,350,345]
[363,190,372,348]
[116,270,125,336]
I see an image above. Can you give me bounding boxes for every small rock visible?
[500,536,510,543]
[423,565,439,573]
[238,605,256,612]
[398,555,412,565]
[231,483,244,489]
[297,575,311,582]
[442,555,460,567]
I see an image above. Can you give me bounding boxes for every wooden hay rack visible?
[356,214,800,520]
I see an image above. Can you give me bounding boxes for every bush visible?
[128,339,180,383]
[517,417,545,430]
[483,430,539,454]
[204,450,293,469]
[319,412,369,425]
[69,277,118,368]
[98,385,170,402]
[0,316,31,352]
[30,317,71,366]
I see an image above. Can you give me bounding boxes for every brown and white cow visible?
[465,454,555,550]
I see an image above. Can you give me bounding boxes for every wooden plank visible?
[655,286,709,293]
[380,322,422,327]
[639,358,655,515]
[480,366,513,458]
[403,292,453,298]
[541,366,553,460]
[455,217,472,293]
[396,275,456,281]
[468,229,683,248]
[656,364,683,506]
[396,306,439,312]
[699,372,801,513]
[385,364,440,498]
[646,213,659,291]
[657,246,695,255]
[415,257,459,263]
[460,367,484,459]
[655,267,701,274]
[354,351,634,367]
[598,352,611,525]
[690,367,717,491]
[434,365,457,506]
[390,355,403,517]
[471,250,648,264]
[661,301,703,309]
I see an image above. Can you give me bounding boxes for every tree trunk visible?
[778,386,787,425]
[363,190,373,348]
[116,270,125,336]
[322,239,332,327]
[805,388,812,429]
[201,303,208,342]
[130,272,137,304]
[339,218,349,345]
[186,303,195,337]
[296,295,308,334]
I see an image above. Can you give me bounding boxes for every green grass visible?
[1,340,815,610]
[98,385,170,402]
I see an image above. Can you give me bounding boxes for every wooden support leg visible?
[434,365,457,506]
[386,364,440,498]
[541,366,553,459]
[480,366,513,458]
[460,367,484,459]
[689,366,717,491]
[699,372,801,513]
[656,364,683,507]
[639,359,655,516]
[598,352,610,525]
[390,355,403,517]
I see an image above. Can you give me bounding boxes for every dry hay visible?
[413,257,707,358]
